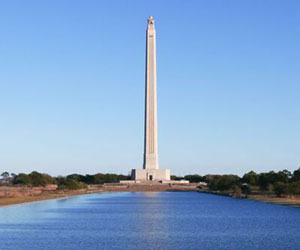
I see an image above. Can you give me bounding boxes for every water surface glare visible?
[0,192,300,250]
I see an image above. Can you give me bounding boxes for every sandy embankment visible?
[248,194,300,207]
[0,185,95,206]
[200,190,300,207]
[0,183,199,206]
[2,184,299,207]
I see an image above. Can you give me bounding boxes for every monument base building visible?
[131,169,170,181]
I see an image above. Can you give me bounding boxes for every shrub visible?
[288,181,300,195]
[273,182,288,197]
[56,177,87,190]
[13,172,56,186]
[208,175,240,191]
[13,173,31,185]
[184,174,204,183]
[241,184,252,195]
[242,171,258,186]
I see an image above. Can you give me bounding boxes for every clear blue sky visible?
[1,0,299,176]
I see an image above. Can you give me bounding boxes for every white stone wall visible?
[143,16,159,170]
[131,17,171,182]
[132,169,170,181]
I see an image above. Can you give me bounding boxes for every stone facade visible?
[131,16,170,181]
[132,169,170,181]
[143,16,159,170]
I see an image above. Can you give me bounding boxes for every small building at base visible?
[131,169,170,181]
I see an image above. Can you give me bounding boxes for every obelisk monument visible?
[144,16,159,170]
[131,16,170,181]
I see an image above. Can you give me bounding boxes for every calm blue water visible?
[0,192,300,250]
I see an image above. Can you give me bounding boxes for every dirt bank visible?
[2,184,299,208]
[199,190,300,207]
[248,194,300,207]
[0,183,199,206]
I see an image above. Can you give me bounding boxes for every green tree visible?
[273,182,288,197]
[67,174,85,182]
[292,168,300,182]
[258,170,292,191]
[258,172,273,191]
[171,175,183,181]
[13,173,31,185]
[56,177,87,190]
[13,172,55,186]
[1,172,9,179]
[29,171,48,186]
[184,174,204,183]
[241,183,252,196]
[242,171,258,186]
[288,181,300,195]
[277,170,291,183]
[208,175,240,191]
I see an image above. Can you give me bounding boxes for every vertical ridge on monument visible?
[131,16,170,181]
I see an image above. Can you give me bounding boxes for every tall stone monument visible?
[131,16,171,181]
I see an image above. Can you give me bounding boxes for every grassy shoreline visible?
[199,190,300,207]
[248,194,300,207]
[1,185,300,208]
[0,189,102,207]
[0,183,198,207]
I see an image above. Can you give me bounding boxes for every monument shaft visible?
[143,16,159,170]
[131,16,170,181]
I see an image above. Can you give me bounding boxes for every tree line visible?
[0,171,130,190]
[172,168,300,197]
[2,168,300,196]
